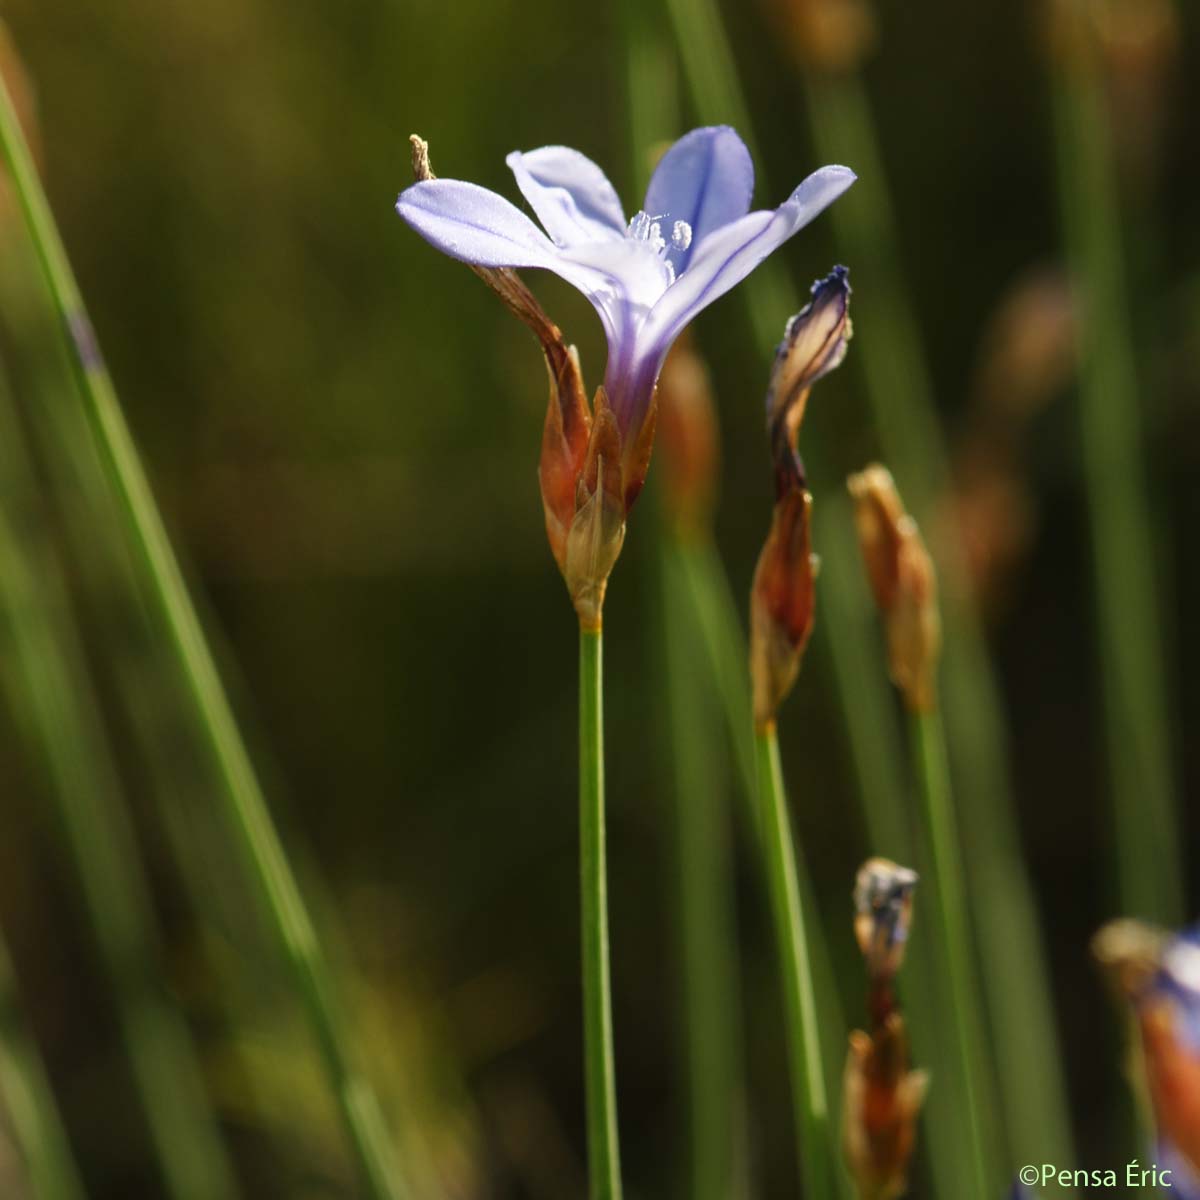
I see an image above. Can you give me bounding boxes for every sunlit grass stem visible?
[0,67,405,1200]
[909,705,996,1199]
[1050,22,1181,926]
[0,354,239,1200]
[0,935,85,1200]
[676,535,849,1106]
[579,626,623,1200]
[754,723,837,1200]
[659,534,747,1200]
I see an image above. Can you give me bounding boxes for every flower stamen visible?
[626,210,688,285]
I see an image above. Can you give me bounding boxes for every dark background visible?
[1,0,1197,1196]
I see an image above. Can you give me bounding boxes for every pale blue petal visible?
[397,178,630,328]
[644,126,754,273]
[1156,1141,1200,1200]
[397,179,560,268]
[507,146,627,247]
[641,164,857,358]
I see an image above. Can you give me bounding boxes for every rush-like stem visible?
[579,626,623,1200]
[910,707,994,1198]
[754,724,835,1200]
[680,538,849,1107]
[0,67,405,1200]
[1050,21,1181,927]
[0,359,236,1200]
[660,538,745,1200]
[0,935,85,1200]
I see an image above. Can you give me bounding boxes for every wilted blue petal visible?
[640,164,857,360]
[644,125,754,273]
[507,146,627,247]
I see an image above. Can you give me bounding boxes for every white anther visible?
[671,220,693,251]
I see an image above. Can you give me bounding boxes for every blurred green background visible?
[0,0,1197,1196]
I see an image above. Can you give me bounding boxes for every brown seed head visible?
[843,1019,929,1200]
[853,857,919,983]
[847,465,941,713]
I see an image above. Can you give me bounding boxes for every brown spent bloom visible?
[750,267,851,728]
[410,136,640,631]
[750,487,816,728]
[1092,918,1169,1005]
[847,465,941,713]
[853,857,919,988]
[844,858,927,1200]
[843,1021,929,1200]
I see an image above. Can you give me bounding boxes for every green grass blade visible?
[910,708,999,1196]
[0,935,85,1200]
[0,358,238,1200]
[0,60,406,1200]
[1049,18,1182,926]
[659,535,748,1200]
[754,725,838,1200]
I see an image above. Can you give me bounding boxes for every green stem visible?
[660,537,745,1200]
[680,537,849,1127]
[0,358,237,1200]
[0,935,85,1200]
[579,625,623,1200]
[754,724,835,1200]
[909,707,995,1199]
[1050,25,1181,926]
[0,63,404,1200]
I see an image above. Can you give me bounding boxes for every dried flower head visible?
[750,268,851,727]
[847,465,941,712]
[844,857,927,1200]
[854,857,919,982]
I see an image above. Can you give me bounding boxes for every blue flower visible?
[396,126,855,440]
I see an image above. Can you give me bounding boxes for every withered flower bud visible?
[846,465,941,713]
[751,487,817,728]
[1092,918,1169,1001]
[844,857,927,1200]
[656,334,719,537]
[854,858,919,983]
[766,265,852,495]
[750,267,851,728]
